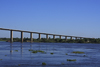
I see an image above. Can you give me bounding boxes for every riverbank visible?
[0,38,100,43]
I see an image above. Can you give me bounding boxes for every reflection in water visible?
[39,42,40,50]
[46,44,47,52]
[10,43,13,60]
[30,43,32,58]
[10,43,13,53]
[10,43,24,60]
[9,43,55,60]
[21,43,23,58]
[9,43,34,59]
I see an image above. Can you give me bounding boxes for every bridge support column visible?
[75,37,77,40]
[65,36,67,41]
[53,35,55,39]
[71,37,72,40]
[21,31,23,43]
[59,35,61,39]
[80,37,82,39]
[46,34,48,40]
[30,32,33,43]
[10,30,13,43]
[39,33,41,39]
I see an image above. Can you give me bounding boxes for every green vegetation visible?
[66,53,68,55]
[0,59,2,60]
[15,50,18,52]
[50,53,54,55]
[29,49,33,51]
[18,64,21,66]
[83,55,87,57]
[1,37,100,43]
[61,63,64,65]
[83,55,86,57]
[72,51,85,54]
[29,49,45,53]
[67,59,76,61]
[42,62,46,65]
[32,50,37,53]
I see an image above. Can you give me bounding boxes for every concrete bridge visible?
[0,28,91,43]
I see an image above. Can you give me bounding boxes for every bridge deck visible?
[0,28,91,38]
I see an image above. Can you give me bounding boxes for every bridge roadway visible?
[0,28,91,43]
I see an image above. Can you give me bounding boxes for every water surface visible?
[0,42,100,67]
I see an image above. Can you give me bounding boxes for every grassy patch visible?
[61,63,64,65]
[66,53,68,55]
[0,59,2,60]
[18,64,21,66]
[29,49,46,53]
[15,50,18,52]
[42,62,46,65]
[29,49,33,51]
[83,55,87,57]
[67,59,76,61]
[72,51,84,54]
[32,50,38,53]
[50,53,54,55]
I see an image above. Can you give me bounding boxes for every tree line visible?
[0,37,100,43]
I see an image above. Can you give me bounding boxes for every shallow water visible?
[0,42,100,67]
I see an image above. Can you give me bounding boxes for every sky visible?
[0,0,100,38]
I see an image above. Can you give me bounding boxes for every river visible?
[0,42,100,67]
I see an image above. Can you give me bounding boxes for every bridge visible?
[0,28,91,43]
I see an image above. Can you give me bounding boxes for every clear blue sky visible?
[0,0,100,38]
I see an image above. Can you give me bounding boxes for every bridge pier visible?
[0,28,91,43]
[75,37,77,40]
[10,30,13,43]
[21,31,23,43]
[65,36,67,41]
[53,35,55,39]
[71,37,72,40]
[30,32,33,43]
[80,37,82,39]
[46,34,48,40]
[39,33,41,39]
[59,35,61,39]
